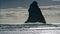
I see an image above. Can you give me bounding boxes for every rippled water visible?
[0,24,60,34]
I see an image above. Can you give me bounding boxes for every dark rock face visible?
[25,1,46,23]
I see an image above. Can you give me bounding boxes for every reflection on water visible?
[0,24,60,34]
[0,24,60,31]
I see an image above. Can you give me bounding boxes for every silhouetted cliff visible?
[25,1,46,23]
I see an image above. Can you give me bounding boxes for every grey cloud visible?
[1,0,60,9]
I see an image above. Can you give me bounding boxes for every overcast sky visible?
[0,0,60,9]
[0,0,60,23]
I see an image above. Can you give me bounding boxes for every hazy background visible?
[0,0,60,24]
[0,0,60,9]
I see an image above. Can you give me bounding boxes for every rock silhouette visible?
[25,1,46,23]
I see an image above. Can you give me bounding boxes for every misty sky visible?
[0,0,60,23]
[0,0,60,9]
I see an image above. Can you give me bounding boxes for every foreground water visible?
[0,30,60,34]
[0,24,60,34]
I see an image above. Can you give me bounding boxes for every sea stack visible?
[25,1,46,24]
